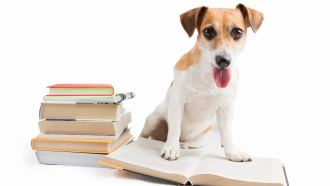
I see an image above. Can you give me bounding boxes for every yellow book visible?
[39,102,123,120]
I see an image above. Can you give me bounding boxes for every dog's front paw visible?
[160,142,180,161]
[224,145,251,162]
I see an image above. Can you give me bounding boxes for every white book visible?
[36,151,106,168]
[43,92,135,104]
[34,129,133,168]
[99,136,288,186]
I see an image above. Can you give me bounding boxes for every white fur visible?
[141,38,250,162]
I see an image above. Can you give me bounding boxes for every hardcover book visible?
[43,92,135,104]
[39,111,131,137]
[36,151,106,168]
[39,102,123,120]
[31,129,132,154]
[47,84,114,96]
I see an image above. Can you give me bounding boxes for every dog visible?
[141,4,263,162]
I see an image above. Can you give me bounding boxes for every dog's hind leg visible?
[140,101,167,141]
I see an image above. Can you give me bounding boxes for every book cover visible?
[39,102,123,120]
[31,129,132,154]
[39,111,131,137]
[47,84,114,96]
[36,151,106,168]
[47,84,114,88]
[43,92,135,104]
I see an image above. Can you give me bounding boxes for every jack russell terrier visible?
[141,4,263,162]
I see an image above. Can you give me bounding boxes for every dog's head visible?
[180,4,263,88]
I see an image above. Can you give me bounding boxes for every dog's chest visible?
[182,88,230,122]
[173,64,238,124]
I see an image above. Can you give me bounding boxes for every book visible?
[35,151,106,168]
[39,111,131,137]
[47,84,114,96]
[31,129,132,154]
[43,92,135,104]
[39,102,123,120]
[99,137,288,186]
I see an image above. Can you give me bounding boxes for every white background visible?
[0,0,329,185]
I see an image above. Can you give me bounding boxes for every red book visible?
[47,84,114,96]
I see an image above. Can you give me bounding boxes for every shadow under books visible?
[96,168,176,185]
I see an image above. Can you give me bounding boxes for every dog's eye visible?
[230,27,243,40]
[203,27,216,40]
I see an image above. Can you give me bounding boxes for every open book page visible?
[102,133,287,186]
[104,137,205,183]
[190,148,286,186]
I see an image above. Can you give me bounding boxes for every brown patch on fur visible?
[150,119,168,142]
[236,4,264,33]
[150,121,213,143]
[175,46,201,70]
[203,124,213,134]
[180,7,208,37]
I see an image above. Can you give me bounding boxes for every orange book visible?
[47,84,114,96]
[31,129,132,154]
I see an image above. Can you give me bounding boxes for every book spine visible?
[47,94,114,96]
[39,103,43,120]
[36,151,106,168]
[39,103,122,120]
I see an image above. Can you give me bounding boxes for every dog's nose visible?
[215,55,231,69]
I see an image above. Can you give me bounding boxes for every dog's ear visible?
[236,4,264,33]
[180,6,208,37]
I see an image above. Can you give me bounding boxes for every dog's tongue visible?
[213,67,231,88]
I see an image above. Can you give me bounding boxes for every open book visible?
[99,137,288,186]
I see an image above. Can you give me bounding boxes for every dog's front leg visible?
[216,103,251,162]
[161,92,183,160]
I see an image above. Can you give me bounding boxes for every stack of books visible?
[31,84,134,168]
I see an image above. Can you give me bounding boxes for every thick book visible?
[47,84,114,96]
[39,102,123,120]
[39,112,131,137]
[36,151,106,168]
[43,92,135,104]
[31,129,132,154]
[99,137,288,186]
